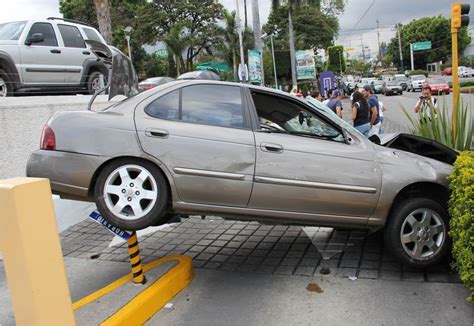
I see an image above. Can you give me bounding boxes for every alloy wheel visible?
[400,208,445,259]
[103,164,159,221]
[0,77,7,97]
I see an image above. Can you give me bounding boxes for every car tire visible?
[87,71,105,95]
[94,158,169,231]
[0,69,13,97]
[384,198,449,268]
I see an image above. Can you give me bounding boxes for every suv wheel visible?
[384,198,449,268]
[0,70,13,97]
[94,159,169,231]
[87,71,105,95]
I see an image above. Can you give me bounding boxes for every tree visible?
[93,0,113,44]
[326,45,345,73]
[387,16,471,70]
[164,24,189,75]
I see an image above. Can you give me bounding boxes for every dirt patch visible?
[306,282,323,293]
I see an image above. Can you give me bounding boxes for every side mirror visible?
[25,33,44,46]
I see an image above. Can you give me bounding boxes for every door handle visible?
[50,49,61,54]
[145,128,169,138]
[260,142,283,153]
[82,51,91,55]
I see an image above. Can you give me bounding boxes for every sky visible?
[1,0,472,59]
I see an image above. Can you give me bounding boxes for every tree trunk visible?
[288,5,297,89]
[94,0,113,44]
[252,0,264,85]
[233,52,238,81]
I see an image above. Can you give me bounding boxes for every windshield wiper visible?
[287,131,342,141]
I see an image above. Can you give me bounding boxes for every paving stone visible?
[274,265,296,275]
[290,243,309,251]
[237,264,259,273]
[294,266,315,276]
[358,269,379,279]
[226,241,243,249]
[280,258,300,266]
[278,237,295,244]
[204,233,220,240]
[273,243,291,251]
[189,245,206,252]
[261,257,282,266]
[195,253,213,261]
[224,229,240,235]
[250,249,269,257]
[219,263,239,272]
[299,258,320,267]
[227,256,246,264]
[203,262,221,270]
[256,265,277,274]
[360,260,379,270]
[192,260,206,268]
[197,239,213,246]
[263,236,280,243]
[241,241,259,249]
[256,242,274,250]
[218,234,234,241]
[362,252,381,261]
[203,246,221,254]
[184,251,200,258]
[239,230,254,236]
[336,268,357,278]
[402,272,425,282]
[218,248,237,255]
[339,260,359,268]
[233,235,249,242]
[253,230,269,237]
[285,251,304,258]
[381,261,401,271]
[235,248,253,256]
[342,252,362,260]
[244,257,264,265]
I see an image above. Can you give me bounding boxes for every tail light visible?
[143,84,155,91]
[40,125,56,150]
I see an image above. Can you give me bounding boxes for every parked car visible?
[177,70,221,80]
[408,75,426,92]
[0,18,109,97]
[393,74,409,90]
[361,77,376,86]
[27,69,459,268]
[423,78,450,95]
[382,81,403,95]
[138,77,175,92]
[441,67,452,76]
[370,80,383,94]
[458,66,474,78]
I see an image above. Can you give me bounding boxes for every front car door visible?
[135,83,255,207]
[19,22,65,84]
[247,89,381,226]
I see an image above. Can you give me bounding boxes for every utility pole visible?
[376,19,381,60]
[236,0,246,82]
[270,34,278,89]
[397,24,404,71]
[252,0,264,85]
[360,35,365,61]
[410,43,414,71]
[244,0,248,29]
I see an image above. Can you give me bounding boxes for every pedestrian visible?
[351,91,371,137]
[362,85,381,137]
[310,89,323,102]
[322,89,333,105]
[414,86,438,121]
[377,97,386,133]
[326,90,343,118]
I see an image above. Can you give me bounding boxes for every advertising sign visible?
[248,50,262,83]
[296,49,316,80]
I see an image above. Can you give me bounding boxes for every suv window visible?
[181,85,244,128]
[146,90,179,120]
[252,91,345,142]
[83,28,103,43]
[0,21,26,40]
[58,24,85,48]
[27,23,57,46]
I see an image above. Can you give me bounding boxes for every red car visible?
[441,67,452,76]
[423,78,450,95]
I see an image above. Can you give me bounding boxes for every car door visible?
[56,24,92,85]
[247,89,381,224]
[135,83,256,207]
[19,22,65,84]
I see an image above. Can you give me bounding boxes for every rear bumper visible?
[26,150,110,201]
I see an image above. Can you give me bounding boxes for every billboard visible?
[248,50,262,83]
[296,49,316,80]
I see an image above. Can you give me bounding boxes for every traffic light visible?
[451,3,470,29]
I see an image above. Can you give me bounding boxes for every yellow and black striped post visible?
[127,231,146,284]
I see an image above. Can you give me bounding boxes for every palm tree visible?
[219,10,240,80]
[272,0,319,88]
[165,25,189,76]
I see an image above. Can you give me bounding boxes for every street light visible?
[124,26,133,65]
[261,26,279,89]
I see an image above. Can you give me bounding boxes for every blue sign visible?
[89,211,132,240]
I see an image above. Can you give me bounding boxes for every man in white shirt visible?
[415,86,438,121]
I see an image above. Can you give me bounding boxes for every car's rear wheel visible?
[87,71,105,95]
[0,70,13,97]
[94,159,169,231]
[384,198,449,268]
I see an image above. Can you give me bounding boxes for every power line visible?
[340,0,376,43]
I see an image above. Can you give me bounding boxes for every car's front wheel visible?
[87,71,106,95]
[384,198,449,268]
[94,159,169,231]
[0,70,13,97]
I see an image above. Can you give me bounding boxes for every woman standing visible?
[351,91,371,137]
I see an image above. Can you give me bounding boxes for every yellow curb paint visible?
[73,255,193,325]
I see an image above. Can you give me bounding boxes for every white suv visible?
[458,66,474,78]
[408,74,426,92]
[0,18,108,97]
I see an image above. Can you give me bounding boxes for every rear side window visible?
[83,28,103,43]
[58,24,86,48]
[181,85,243,128]
[27,23,57,46]
[146,90,179,120]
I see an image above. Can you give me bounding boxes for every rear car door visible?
[135,83,256,207]
[19,22,65,84]
[57,24,93,85]
[247,90,381,224]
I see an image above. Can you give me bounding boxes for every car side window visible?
[26,23,58,47]
[181,85,244,128]
[251,91,345,142]
[58,24,86,48]
[83,28,103,43]
[145,90,179,120]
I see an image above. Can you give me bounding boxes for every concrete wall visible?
[0,95,120,180]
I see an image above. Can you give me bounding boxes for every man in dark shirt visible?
[362,85,380,136]
[326,90,343,118]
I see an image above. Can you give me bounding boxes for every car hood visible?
[371,133,458,166]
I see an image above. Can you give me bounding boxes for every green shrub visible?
[409,69,430,77]
[448,81,474,88]
[448,151,474,302]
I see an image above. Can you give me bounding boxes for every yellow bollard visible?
[127,231,146,284]
[0,178,76,326]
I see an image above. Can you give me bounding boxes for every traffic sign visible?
[346,47,355,52]
[413,41,432,51]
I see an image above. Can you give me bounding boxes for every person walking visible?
[351,91,371,137]
[362,85,381,136]
[326,90,343,118]
[322,89,333,105]
[414,86,438,121]
[307,89,322,102]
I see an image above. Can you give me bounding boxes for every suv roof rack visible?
[46,17,92,28]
